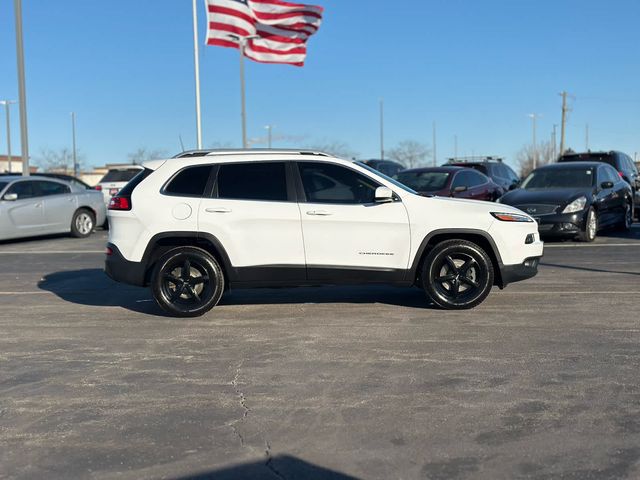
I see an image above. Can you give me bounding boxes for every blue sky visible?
[0,0,639,170]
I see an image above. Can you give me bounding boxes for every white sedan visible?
[0,176,106,241]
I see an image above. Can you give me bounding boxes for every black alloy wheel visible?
[151,247,224,317]
[421,239,494,310]
[621,202,633,231]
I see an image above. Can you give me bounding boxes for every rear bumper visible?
[104,243,147,286]
[499,256,541,288]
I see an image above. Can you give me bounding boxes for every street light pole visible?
[265,125,273,148]
[192,0,202,150]
[71,112,78,177]
[14,0,30,176]
[528,113,541,169]
[1,101,16,173]
[379,99,384,160]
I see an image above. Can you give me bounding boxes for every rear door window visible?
[217,162,289,202]
[35,181,71,196]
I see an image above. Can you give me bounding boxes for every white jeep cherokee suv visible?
[105,150,543,317]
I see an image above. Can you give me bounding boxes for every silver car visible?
[0,176,106,241]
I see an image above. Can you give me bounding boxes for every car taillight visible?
[95,185,102,191]
[108,196,131,210]
[105,246,113,256]
[618,171,625,178]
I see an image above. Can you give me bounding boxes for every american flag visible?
[205,0,324,66]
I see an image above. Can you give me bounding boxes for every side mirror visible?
[3,193,18,201]
[374,186,394,203]
[600,181,614,189]
[452,185,467,193]
[509,182,519,191]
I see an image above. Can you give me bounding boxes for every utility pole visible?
[379,99,384,160]
[432,121,437,166]
[265,125,273,148]
[14,0,30,176]
[551,124,557,161]
[559,91,571,156]
[1,101,16,173]
[454,135,458,158]
[585,123,589,151]
[71,112,77,177]
[191,0,202,149]
[528,113,541,169]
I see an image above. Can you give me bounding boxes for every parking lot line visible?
[0,250,105,254]
[545,243,640,248]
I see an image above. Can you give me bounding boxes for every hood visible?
[499,188,592,206]
[419,194,526,215]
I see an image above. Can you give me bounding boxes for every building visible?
[0,155,38,174]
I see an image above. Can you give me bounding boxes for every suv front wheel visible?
[421,240,494,310]
[151,247,225,317]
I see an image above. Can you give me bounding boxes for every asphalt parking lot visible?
[1,227,640,480]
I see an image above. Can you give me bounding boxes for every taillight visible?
[108,196,131,210]
[105,246,113,256]
[95,185,102,191]
[618,171,625,179]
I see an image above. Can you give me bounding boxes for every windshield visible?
[521,168,595,189]
[355,161,417,194]
[395,171,450,191]
[100,169,142,183]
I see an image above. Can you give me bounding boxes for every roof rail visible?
[446,156,504,163]
[172,149,332,159]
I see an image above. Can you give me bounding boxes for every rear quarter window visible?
[163,165,213,197]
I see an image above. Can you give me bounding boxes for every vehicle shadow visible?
[37,268,168,316]
[173,454,358,480]
[37,268,435,314]
[540,262,640,276]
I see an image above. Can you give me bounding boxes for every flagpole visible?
[192,0,203,150]
[14,0,29,176]
[239,38,247,149]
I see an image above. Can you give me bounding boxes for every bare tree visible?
[388,140,431,168]
[127,148,168,165]
[516,140,556,177]
[37,147,85,173]
[305,139,358,159]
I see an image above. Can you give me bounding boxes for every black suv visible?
[558,151,640,217]
[361,159,406,177]
[446,157,520,192]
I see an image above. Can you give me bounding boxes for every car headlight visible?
[490,212,534,222]
[562,196,587,214]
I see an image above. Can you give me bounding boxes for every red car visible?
[395,166,504,201]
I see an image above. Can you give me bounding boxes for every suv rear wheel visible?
[421,240,494,310]
[151,247,225,317]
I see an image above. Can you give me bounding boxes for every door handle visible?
[205,207,232,213]
[306,210,332,216]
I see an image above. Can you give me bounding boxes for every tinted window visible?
[36,181,70,196]
[396,171,450,191]
[559,153,616,168]
[0,181,7,193]
[101,169,143,183]
[164,165,212,197]
[299,162,380,204]
[521,168,595,189]
[217,162,288,202]
[467,170,488,186]
[600,166,619,183]
[7,181,39,199]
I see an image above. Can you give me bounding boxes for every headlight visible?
[562,196,587,214]
[490,212,534,222]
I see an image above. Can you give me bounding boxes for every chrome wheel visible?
[587,209,597,241]
[75,212,93,235]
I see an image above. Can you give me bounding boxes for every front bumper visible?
[500,256,541,287]
[533,211,587,237]
[105,243,147,286]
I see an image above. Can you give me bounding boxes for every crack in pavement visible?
[265,440,286,480]
[228,361,286,479]
[229,361,249,447]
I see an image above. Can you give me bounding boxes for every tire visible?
[421,239,494,310]
[618,202,633,231]
[578,207,597,242]
[151,247,224,317]
[70,208,95,238]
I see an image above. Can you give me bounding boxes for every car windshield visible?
[521,168,595,189]
[355,162,417,194]
[395,171,450,191]
[100,169,142,183]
